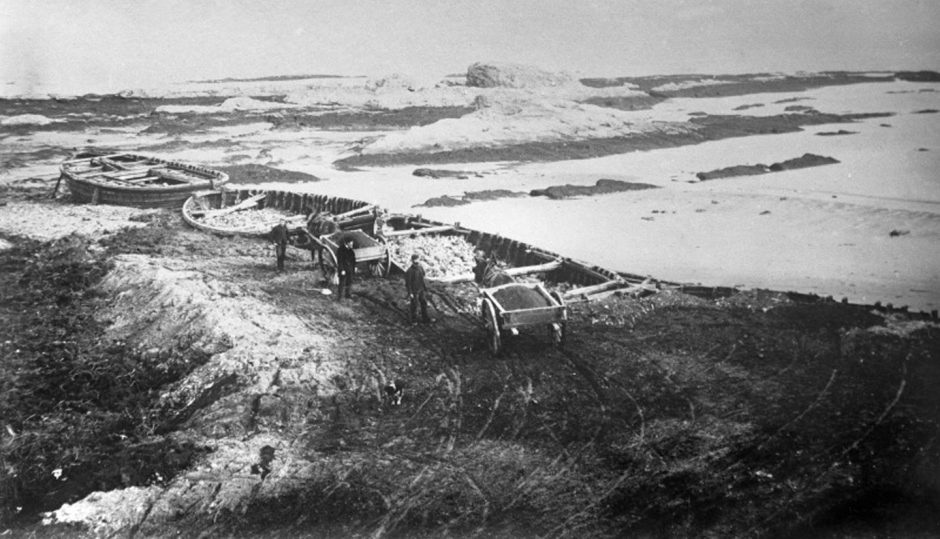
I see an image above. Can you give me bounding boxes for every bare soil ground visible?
[1,185,938,538]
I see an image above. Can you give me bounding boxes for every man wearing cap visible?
[270,219,290,271]
[336,237,356,299]
[405,253,431,324]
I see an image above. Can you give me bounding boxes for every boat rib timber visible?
[60,152,229,209]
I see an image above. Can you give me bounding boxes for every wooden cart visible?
[304,229,391,284]
[479,282,568,355]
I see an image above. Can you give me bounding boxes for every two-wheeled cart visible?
[479,282,567,355]
[299,229,390,284]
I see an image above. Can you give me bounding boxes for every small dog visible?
[384,380,404,406]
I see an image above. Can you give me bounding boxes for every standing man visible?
[336,237,356,299]
[405,253,431,324]
[270,219,290,271]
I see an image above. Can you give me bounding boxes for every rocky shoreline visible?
[2,66,939,537]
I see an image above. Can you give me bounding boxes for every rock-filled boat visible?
[181,187,662,300]
[59,152,229,209]
[180,187,940,319]
[181,188,378,237]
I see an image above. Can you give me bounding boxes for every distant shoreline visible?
[2,69,937,101]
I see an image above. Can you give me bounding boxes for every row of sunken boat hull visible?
[181,187,642,290]
[54,150,937,317]
[60,152,229,209]
[181,187,940,319]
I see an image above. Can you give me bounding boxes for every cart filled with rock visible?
[479,281,567,355]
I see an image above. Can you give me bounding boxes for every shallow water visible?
[289,82,940,313]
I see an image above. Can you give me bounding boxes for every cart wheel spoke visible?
[371,250,390,277]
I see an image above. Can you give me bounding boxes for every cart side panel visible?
[502,307,567,328]
[355,245,386,261]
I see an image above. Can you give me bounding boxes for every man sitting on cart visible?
[405,254,432,324]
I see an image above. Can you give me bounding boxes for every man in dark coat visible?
[336,237,356,299]
[270,219,290,271]
[405,253,431,324]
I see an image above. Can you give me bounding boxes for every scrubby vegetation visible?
[0,231,209,525]
[2,216,938,537]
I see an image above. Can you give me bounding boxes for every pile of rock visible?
[466,62,573,89]
[389,235,477,279]
[201,208,292,231]
[492,285,550,310]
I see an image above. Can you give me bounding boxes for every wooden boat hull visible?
[382,213,646,288]
[181,188,376,238]
[60,153,228,209]
[182,188,634,290]
[179,188,938,320]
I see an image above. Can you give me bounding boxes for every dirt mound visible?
[466,62,573,89]
[415,194,466,207]
[417,189,525,207]
[696,153,840,180]
[491,285,549,310]
[895,70,940,82]
[217,164,323,184]
[769,153,840,170]
[817,129,858,136]
[530,179,659,199]
[412,168,481,179]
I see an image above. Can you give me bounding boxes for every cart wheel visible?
[481,298,501,355]
[371,250,391,277]
[320,248,339,286]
